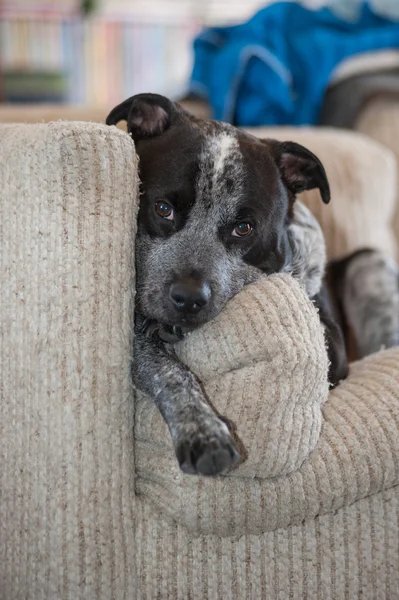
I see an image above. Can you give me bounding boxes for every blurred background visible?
[0,0,324,105]
[1,0,399,130]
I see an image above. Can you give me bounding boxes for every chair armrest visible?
[0,121,139,596]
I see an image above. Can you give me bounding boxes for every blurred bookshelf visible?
[0,0,202,105]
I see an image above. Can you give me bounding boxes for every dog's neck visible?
[284,201,326,298]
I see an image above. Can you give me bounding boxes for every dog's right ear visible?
[262,139,331,204]
[106,93,179,142]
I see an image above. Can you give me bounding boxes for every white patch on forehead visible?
[212,132,239,177]
[193,130,245,226]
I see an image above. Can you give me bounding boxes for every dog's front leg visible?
[133,323,240,476]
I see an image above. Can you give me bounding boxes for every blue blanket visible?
[189,2,399,126]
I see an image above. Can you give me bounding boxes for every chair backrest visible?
[357,96,399,248]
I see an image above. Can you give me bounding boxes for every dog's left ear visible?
[106,93,181,142]
[264,140,331,204]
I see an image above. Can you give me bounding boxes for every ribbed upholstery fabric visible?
[2,120,399,599]
[0,123,139,599]
[134,488,399,600]
[246,126,398,262]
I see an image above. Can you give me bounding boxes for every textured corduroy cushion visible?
[134,484,399,599]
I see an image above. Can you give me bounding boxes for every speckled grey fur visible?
[342,250,399,357]
[285,201,326,298]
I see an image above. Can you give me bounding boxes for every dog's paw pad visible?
[195,446,235,476]
[176,428,240,476]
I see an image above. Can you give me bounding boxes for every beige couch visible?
[1,116,399,599]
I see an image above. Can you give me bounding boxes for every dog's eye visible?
[232,222,253,237]
[155,201,174,220]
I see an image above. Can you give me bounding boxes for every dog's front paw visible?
[176,419,240,476]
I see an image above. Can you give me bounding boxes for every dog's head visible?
[106,93,330,329]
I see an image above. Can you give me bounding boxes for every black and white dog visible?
[106,93,397,477]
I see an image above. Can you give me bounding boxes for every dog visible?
[106,93,349,477]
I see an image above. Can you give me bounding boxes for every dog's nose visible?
[169,279,211,314]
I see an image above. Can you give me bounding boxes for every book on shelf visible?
[3,71,66,103]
